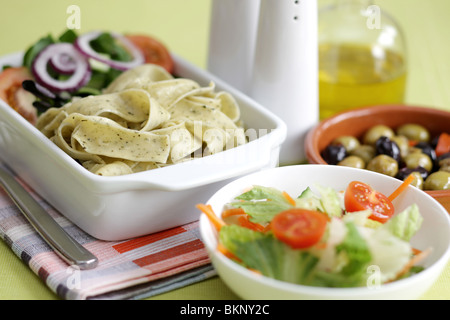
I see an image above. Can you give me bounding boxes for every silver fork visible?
[0,164,98,270]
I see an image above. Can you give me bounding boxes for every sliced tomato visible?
[271,208,328,249]
[435,133,450,157]
[0,67,37,124]
[125,34,174,74]
[344,181,394,223]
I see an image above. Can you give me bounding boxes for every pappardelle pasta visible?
[36,64,247,176]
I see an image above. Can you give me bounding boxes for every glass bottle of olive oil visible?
[318,0,407,120]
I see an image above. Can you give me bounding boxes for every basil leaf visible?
[58,29,78,43]
[89,32,132,62]
[22,34,54,69]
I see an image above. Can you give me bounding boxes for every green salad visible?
[199,178,428,288]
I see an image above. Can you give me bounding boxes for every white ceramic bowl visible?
[0,52,286,241]
[199,164,450,300]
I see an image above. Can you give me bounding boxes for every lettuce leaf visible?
[382,204,423,241]
[343,209,383,229]
[363,227,412,283]
[314,222,372,287]
[219,224,265,254]
[314,184,343,218]
[230,184,344,224]
[336,222,372,275]
[230,186,293,224]
[295,187,325,212]
[219,225,319,285]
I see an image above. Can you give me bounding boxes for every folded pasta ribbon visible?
[36,64,247,176]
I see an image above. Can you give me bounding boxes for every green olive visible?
[332,136,360,153]
[366,154,398,177]
[438,158,450,173]
[391,135,409,158]
[363,125,395,145]
[440,165,450,173]
[407,147,422,155]
[439,157,450,166]
[404,152,433,172]
[349,145,376,165]
[337,156,365,169]
[396,124,430,142]
[409,171,424,190]
[424,171,450,190]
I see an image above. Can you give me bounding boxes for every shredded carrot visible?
[388,174,415,202]
[412,247,422,255]
[395,247,432,279]
[221,207,246,218]
[262,223,272,232]
[217,243,241,262]
[237,215,267,232]
[196,203,226,231]
[248,268,263,275]
[283,191,296,206]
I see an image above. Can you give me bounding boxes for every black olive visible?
[414,141,437,163]
[431,135,439,149]
[321,144,347,165]
[375,136,401,162]
[396,166,428,181]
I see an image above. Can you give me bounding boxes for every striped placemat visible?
[0,173,215,300]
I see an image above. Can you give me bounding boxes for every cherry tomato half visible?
[0,66,37,124]
[344,181,394,223]
[125,34,174,74]
[271,208,328,249]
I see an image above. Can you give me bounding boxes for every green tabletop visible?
[0,0,449,300]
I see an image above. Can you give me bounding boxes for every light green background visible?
[0,0,449,300]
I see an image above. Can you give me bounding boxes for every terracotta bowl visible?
[305,105,450,213]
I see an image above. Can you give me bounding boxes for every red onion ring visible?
[32,43,91,92]
[49,52,77,75]
[74,31,145,71]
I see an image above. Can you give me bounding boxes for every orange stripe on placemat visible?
[133,239,205,267]
[112,226,187,254]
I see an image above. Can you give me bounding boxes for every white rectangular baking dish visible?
[0,52,286,240]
